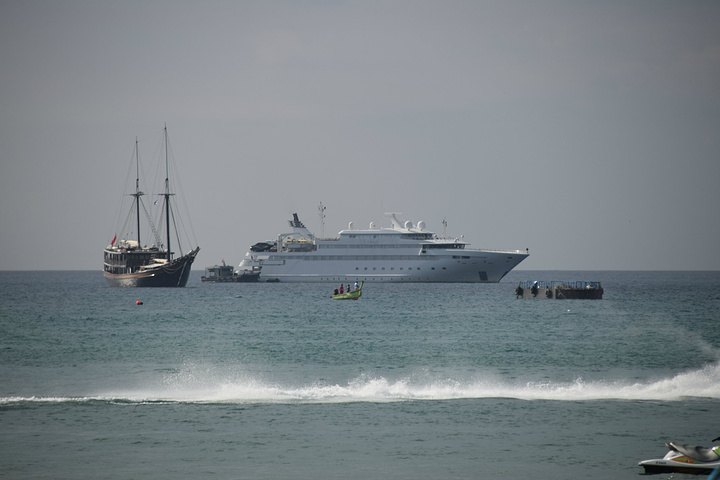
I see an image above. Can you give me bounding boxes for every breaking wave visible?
[3,362,720,406]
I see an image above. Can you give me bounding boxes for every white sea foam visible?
[4,362,719,405]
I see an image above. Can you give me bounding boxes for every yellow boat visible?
[332,282,363,300]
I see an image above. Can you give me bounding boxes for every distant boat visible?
[103,126,200,287]
[201,263,260,283]
[332,282,363,300]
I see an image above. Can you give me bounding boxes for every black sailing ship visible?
[103,126,200,287]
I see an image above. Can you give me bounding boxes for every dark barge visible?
[515,280,603,299]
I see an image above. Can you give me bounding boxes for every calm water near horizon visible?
[1,270,719,479]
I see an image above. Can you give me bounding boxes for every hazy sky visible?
[1,0,719,271]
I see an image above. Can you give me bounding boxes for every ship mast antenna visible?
[442,218,448,237]
[318,202,326,238]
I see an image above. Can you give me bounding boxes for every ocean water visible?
[1,270,719,479]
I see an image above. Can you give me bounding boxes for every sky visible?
[1,0,719,271]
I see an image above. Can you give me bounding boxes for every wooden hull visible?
[332,283,363,300]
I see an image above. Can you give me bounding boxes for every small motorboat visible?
[639,437,720,475]
[332,282,363,300]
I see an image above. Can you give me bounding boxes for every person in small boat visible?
[334,288,339,295]
[339,285,344,294]
[346,284,350,293]
[354,281,359,291]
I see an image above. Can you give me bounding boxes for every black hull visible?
[201,273,260,283]
[104,249,199,287]
[556,288,604,299]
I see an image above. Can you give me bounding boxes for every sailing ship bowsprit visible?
[103,126,200,287]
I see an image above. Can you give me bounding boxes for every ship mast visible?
[163,124,172,260]
[132,138,143,247]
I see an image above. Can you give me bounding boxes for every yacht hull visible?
[257,250,527,283]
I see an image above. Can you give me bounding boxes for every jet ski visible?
[639,437,720,475]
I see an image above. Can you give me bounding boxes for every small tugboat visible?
[332,282,363,300]
[201,261,260,283]
[515,281,603,299]
[103,126,200,287]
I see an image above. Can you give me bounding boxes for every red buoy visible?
[136,300,143,305]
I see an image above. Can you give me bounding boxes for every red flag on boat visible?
[111,234,117,246]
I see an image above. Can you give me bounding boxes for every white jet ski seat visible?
[667,443,720,462]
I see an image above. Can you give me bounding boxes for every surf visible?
[4,361,719,406]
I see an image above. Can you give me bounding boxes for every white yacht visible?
[239,212,528,283]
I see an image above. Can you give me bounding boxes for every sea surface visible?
[1,270,719,479]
